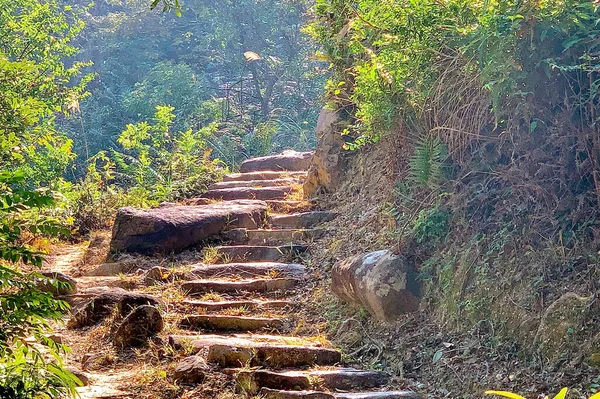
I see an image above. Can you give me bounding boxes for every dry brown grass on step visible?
[284,182,305,202]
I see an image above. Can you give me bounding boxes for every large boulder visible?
[36,271,77,296]
[113,305,163,348]
[68,288,159,328]
[110,200,267,254]
[240,150,313,173]
[304,108,346,197]
[534,293,594,363]
[332,250,420,322]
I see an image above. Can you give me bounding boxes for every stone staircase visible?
[157,151,420,399]
[70,151,421,399]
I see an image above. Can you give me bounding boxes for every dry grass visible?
[222,306,250,316]
[284,182,305,202]
[198,292,226,302]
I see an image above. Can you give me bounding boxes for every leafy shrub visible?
[412,204,451,245]
[123,62,209,130]
[0,171,80,398]
[114,105,225,202]
[0,0,91,183]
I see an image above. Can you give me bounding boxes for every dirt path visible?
[46,152,422,399]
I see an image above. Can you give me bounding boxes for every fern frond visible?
[408,135,445,188]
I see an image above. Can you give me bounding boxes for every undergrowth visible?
[307,0,600,367]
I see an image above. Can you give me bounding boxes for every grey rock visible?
[240,150,313,172]
[68,287,159,328]
[332,250,420,322]
[110,200,267,254]
[113,305,163,348]
[173,356,208,383]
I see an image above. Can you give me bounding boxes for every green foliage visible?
[114,105,224,202]
[308,0,600,154]
[151,0,182,17]
[0,172,79,398]
[123,61,208,128]
[62,0,324,171]
[0,0,91,183]
[57,153,152,235]
[412,204,451,245]
[409,136,447,189]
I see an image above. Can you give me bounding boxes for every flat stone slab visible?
[246,229,327,245]
[169,333,320,351]
[224,171,307,182]
[270,211,338,229]
[189,262,306,278]
[181,278,300,295]
[201,186,294,201]
[211,245,307,262]
[240,150,313,173]
[209,178,301,190]
[110,200,267,254]
[168,335,340,368]
[260,389,334,399]
[179,315,284,332]
[208,343,341,368]
[181,299,294,311]
[236,368,388,394]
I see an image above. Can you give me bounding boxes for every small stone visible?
[113,305,163,348]
[66,367,91,386]
[47,334,64,344]
[144,266,172,284]
[509,374,516,381]
[173,356,208,383]
[36,271,77,296]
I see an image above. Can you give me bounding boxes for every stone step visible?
[179,314,285,332]
[270,211,338,229]
[235,368,388,394]
[246,229,325,245]
[201,186,294,201]
[223,171,307,182]
[260,390,422,399]
[168,335,341,368]
[260,390,333,399]
[189,262,306,278]
[169,333,327,352]
[181,278,300,295]
[181,299,294,311]
[228,229,326,245]
[266,200,314,213]
[240,151,313,173]
[210,245,307,263]
[209,178,301,190]
[209,344,341,368]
